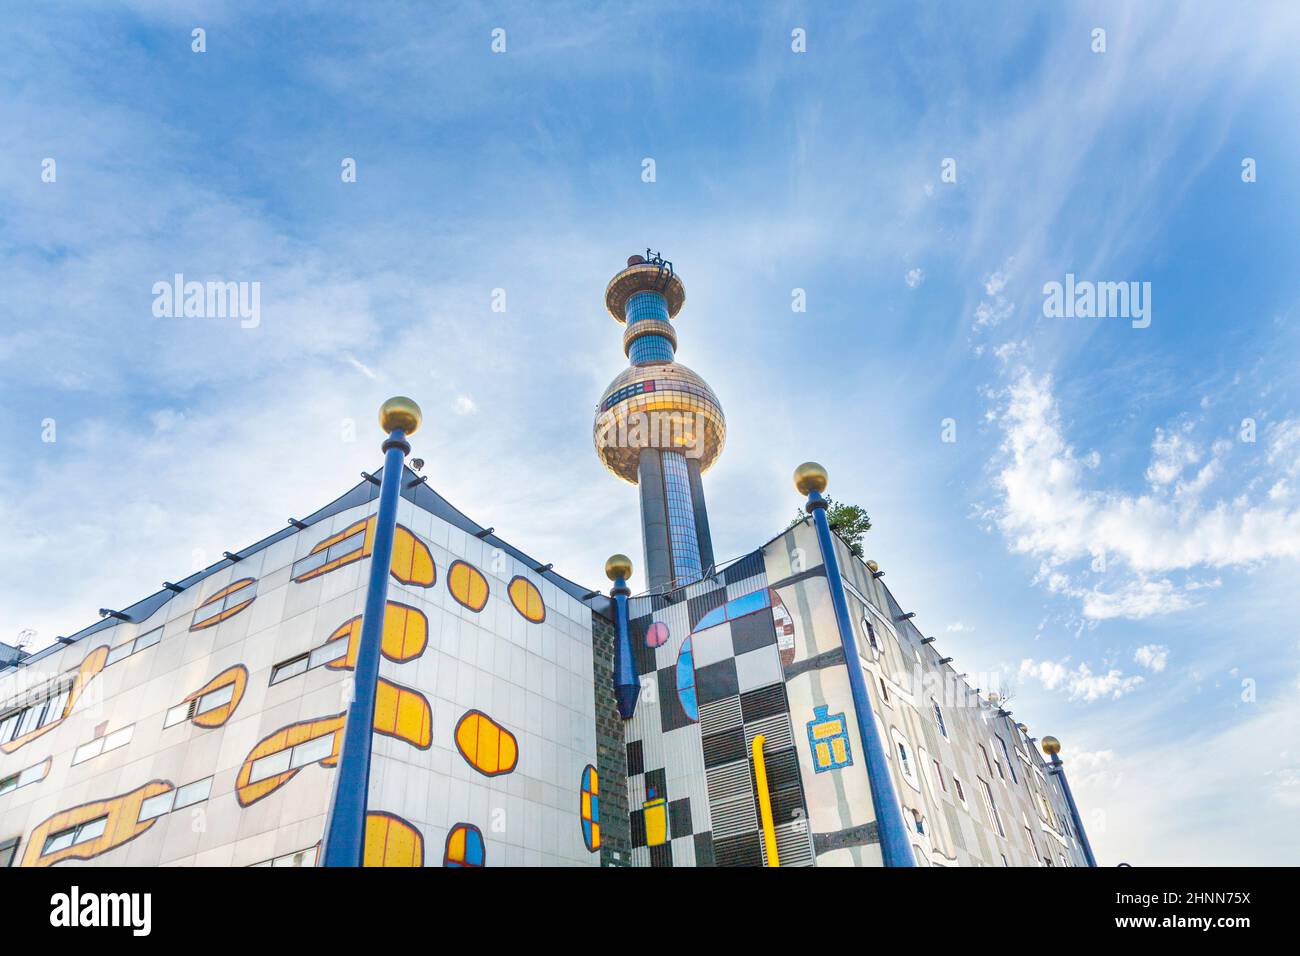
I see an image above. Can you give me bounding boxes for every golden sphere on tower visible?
[593,363,726,484]
[1041,736,1061,756]
[793,461,829,495]
[379,396,422,435]
[605,554,633,582]
[866,560,879,573]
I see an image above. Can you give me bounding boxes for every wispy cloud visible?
[1019,657,1145,702]
[987,370,1300,618]
[1134,644,1169,673]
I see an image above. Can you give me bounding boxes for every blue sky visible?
[3,1,1299,864]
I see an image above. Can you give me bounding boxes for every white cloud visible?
[344,353,377,380]
[1064,748,1116,787]
[1081,579,1199,620]
[1267,419,1300,476]
[973,298,1012,329]
[946,621,973,633]
[453,395,476,415]
[1133,643,1170,672]
[984,269,1010,297]
[905,267,924,289]
[972,262,1015,331]
[1019,657,1144,702]
[989,371,1300,618]
[1145,426,1200,488]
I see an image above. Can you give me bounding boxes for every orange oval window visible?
[507,576,545,623]
[448,560,489,612]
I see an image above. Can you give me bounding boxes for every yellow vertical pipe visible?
[751,733,780,867]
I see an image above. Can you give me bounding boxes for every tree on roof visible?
[788,498,872,558]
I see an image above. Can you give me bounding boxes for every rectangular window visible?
[932,759,947,792]
[173,777,212,810]
[75,816,106,842]
[71,740,100,765]
[953,776,967,804]
[0,683,72,744]
[138,791,175,822]
[896,741,913,780]
[269,655,309,685]
[978,744,994,777]
[192,581,257,627]
[191,599,228,626]
[46,688,70,724]
[107,627,163,666]
[197,684,234,715]
[291,531,364,578]
[327,532,364,562]
[865,619,880,655]
[878,677,890,703]
[71,725,134,765]
[248,750,292,783]
[977,777,1005,837]
[43,828,75,855]
[291,548,328,579]
[1025,826,1042,863]
[138,777,212,822]
[932,700,948,738]
[0,761,46,796]
[105,642,134,666]
[307,637,348,671]
[997,735,1019,783]
[271,631,353,687]
[0,837,18,867]
[290,735,333,770]
[15,704,41,738]
[164,701,195,728]
[43,816,108,855]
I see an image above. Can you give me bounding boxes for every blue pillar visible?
[607,554,639,719]
[797,463,914,868]
[1048,747,1098,866]
[322,398,420,867]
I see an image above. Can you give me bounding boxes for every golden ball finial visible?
[1041,736,1061,756]
[379,396,422,435]
[793,461,828,495]
[865,560,879,573]
[604,554,633,582]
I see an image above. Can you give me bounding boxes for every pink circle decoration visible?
[645,621,670,648]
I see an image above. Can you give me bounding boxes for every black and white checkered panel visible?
[622,553,814,867]
[623,575,718,867]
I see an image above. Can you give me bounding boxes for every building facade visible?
[0,477,618,868]
[0,256,1094,868]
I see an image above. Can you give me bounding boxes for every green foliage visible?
[788,497,872,558]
